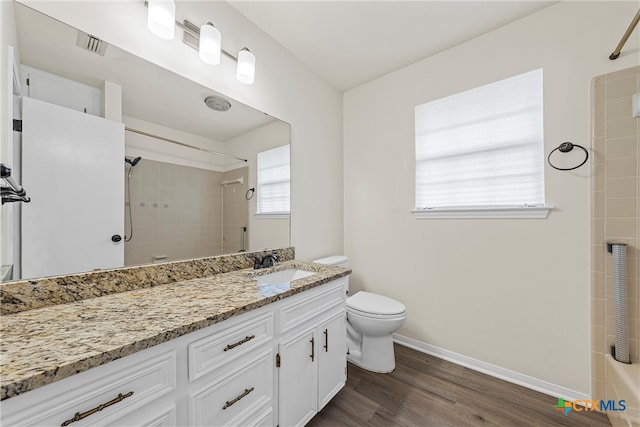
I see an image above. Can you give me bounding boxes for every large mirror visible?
[2,2,291,282]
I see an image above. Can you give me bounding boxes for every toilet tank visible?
[313,255,350,295]
[313,255,349,268]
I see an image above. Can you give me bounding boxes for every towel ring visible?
[245,187,255,200]
[547,142,589,171]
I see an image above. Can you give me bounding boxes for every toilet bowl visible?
[313,256,407,373]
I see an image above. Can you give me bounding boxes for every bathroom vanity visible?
[0,251,350,426]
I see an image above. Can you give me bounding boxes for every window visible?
[257,145,290,215]
[414,69,547,218]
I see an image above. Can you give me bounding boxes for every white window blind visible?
[257,145,290,214]
[415,69,544,210]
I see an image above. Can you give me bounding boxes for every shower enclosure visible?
[590,66,639,427]
[123,159,250,266]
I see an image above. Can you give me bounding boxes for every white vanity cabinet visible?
[0,347,178,427]
[186,311,275,426]
[1,276,348,427]
[277,278,347,427]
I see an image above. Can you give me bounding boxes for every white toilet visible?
[313,255,407,373]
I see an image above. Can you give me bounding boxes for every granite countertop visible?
[0,260,350,401]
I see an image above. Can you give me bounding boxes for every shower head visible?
[125,156,142,167]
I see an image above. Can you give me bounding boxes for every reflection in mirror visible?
[2,2,291,282]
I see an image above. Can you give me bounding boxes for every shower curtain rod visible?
[125,127,248,163]
[609,8,640,60]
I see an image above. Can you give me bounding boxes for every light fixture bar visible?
[181,20,237,61]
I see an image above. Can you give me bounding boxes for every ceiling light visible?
[199,23,221,65]
[236,48,256,85]
[147,0,175,40]
[204,95,232,112]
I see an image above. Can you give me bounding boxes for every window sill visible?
[255,213,290,219]
[412,206,552,219]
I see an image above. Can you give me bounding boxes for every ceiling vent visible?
[76,31,108,56]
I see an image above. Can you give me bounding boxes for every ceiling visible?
[13,0,558,140]
[228,1,557,91]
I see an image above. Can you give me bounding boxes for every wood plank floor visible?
[307,344,611,427]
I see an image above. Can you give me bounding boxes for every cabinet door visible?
[318,311,347,409]
[278,327,317,427]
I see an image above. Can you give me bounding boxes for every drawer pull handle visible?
[310,337,315,361]
[324,328,328,352]
[222,387,255,410]
[60,391,134,426]
[223,335,256,351]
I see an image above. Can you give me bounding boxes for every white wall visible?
[225,120,291,251]
[19,0,344,262]
[344,1,639,397]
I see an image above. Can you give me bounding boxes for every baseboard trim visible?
[393,334,590,402]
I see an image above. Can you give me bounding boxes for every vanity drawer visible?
[242,407,274,426]
[110,402,177,427]
[188,311,274,382]
[279,278,346,333]
[2,350,176,427]
[187,349,273,427]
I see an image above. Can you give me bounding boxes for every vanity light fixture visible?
[147,0,175,40]
[145,1,256,85]
[236,48,256,85]
[199,23,222,65]
[182,20,256,86]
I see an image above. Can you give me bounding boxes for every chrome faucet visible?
[253,252,278,269]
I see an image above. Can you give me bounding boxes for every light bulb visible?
[199,23,221,65]
[236,48,256,85]
[147,0,175,40]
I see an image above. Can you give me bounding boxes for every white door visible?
[21,96,124,279]
[318,311,347,409]
[278,327,317,427]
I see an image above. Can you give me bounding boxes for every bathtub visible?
[605,355,639,427]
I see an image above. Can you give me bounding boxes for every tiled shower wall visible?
[590,66,639,399]
[222,167,250,254]
[124,159,223,265]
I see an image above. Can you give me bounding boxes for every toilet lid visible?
[313,255,348,266]
[347,291,406,315]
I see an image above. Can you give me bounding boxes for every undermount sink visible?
[253,269,316,285]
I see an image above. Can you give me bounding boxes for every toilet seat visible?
[348,307,407,320]
[347,291,406,316]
